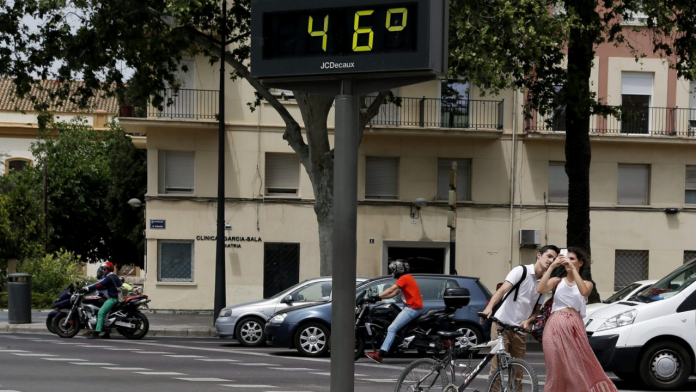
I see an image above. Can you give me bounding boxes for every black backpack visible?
[491,265,529,317]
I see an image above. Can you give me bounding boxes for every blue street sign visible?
[150,219,166,229]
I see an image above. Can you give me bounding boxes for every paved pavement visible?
[1,331,695,391]
[0,309,217,337]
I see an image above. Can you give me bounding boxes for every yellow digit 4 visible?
[308,15,329,52]
[352,10,374,52]
[386,8,408,32]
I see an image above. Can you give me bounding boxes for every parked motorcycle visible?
[52,289,151,339]
[46,282,104,334]
[354,287,471,361]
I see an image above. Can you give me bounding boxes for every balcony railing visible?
[120,89,219,120]
[366,96,504,130]
[526,106,696,136]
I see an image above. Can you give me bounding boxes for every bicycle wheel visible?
[394,358,449,392]
[487,358,539,392]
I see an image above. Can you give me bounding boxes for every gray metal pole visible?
[214,1,227,323]
[331,79,358,392]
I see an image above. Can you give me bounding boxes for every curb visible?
[0,322,218,338]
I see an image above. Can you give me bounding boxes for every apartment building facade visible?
[119,28,696,310]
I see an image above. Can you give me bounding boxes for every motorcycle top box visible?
[444,287,471,308]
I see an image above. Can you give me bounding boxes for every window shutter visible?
[686,166,696,204]
[365,157,399,199]
[437,159,471,200]
[548,162,569,203]
[159,151,194,194]
[265,153,299,196]
[617,164,649,205]
[614,250,649,290]
[621,72,653,96]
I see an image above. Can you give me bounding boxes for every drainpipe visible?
[508,90,519,271]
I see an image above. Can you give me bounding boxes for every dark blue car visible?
[265,274,492,357]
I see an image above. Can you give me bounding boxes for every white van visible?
[586,260,696,390]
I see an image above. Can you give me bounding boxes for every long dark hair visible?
[567,246,591,276]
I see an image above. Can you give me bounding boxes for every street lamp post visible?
[128,198,146,270]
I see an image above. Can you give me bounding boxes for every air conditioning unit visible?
[519,229,541,247]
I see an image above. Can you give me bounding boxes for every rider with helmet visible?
[365,259,423,363]
[79,261,122,339]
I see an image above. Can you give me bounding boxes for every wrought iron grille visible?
[158,240,194,282]
[263,243,300,299]
[614,250,649,291]
[684,251,696,265]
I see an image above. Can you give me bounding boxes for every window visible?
[417,278,460,301]
[365,157,399,199]
[271,89,295,100]
[437,159,471,201]
[614,250,649,291]
[690,82,696,120]
[158,151,194,194]
[623,5,649,25]
[634,262,696,303]
[686,167,696,205]
[358,279,400,303]
[265,153,300,196]
[603,283,642,304]
[685,251,696,265]
[548,162,569,203]
[288,281,327,302]
[617,164,649,205]
[158,240,194,282]
[621,72,653,134]
[263,243,300,298]
[5,158,31,175]
[440,80,470,128]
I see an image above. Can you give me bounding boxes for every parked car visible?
[586,260,696,390]
[583,280,656,322]
[216,277,368,346]
[265,274,492,357]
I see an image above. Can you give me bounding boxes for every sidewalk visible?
[0,309,220,338]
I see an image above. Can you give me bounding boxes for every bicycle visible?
[394,316,539,392]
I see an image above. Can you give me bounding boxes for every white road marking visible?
[12,354,56,357]
[42,358,87,361]
[134,372,187,375]
[102,348,142,351]
[162,355,206,358]
[77,345,112,348]
[52,342,88,345]
[0,350,28,353]
[102,367,152,371]
[219,385,277,388]
[236,363,276,366]
[135,351,174,354]
[310,372,367,377]
[195,359,239,362]
[70,362,117,366]
[267,368,317,371]
[174,378,233,382]
[358,379,398,383]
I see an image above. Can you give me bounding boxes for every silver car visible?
[216,277,368,346]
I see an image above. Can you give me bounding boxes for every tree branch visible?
[358,91,389,145]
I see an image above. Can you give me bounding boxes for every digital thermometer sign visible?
[251,0,447,80]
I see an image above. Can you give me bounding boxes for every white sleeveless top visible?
[551,278,588,318]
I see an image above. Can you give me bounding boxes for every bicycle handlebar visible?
[478,313,529,334]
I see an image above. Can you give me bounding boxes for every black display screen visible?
[262,3,418,59]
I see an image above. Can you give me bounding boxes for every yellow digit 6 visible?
[352,10,374,52]
[386,8,408,32]
[308,15,329,52]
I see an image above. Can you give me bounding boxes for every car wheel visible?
[295,322,330,357]
[454,323,483,349]
[235,318,266,347]
[638,341,692,390]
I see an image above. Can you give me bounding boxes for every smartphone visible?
[560,249,568,257]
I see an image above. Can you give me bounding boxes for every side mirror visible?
[282,295,293,303]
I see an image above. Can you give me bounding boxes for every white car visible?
[583,280,656,322]
[586,261,696,390]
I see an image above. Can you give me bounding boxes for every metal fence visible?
[120,89,219,120]
[614,250,649,291]
[526,106,696,136]
[366,96,504,130]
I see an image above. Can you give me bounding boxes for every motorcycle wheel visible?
[117,312,149,340]
[354,335,366,361]
[46,315,55,334]
[53,313,80,338]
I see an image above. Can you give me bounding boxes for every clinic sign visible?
[196,235,263,249]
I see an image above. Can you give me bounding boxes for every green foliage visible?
[0,292,56,310]
[16,249,85,298]
[0,170,44,263]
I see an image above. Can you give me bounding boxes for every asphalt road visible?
[0,332,694,392]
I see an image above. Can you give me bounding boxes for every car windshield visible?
[603,283,641,304]
[633,262,696,303]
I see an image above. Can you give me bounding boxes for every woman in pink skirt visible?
[537,247,618,392]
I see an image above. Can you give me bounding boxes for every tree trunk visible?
[564,0,601,303]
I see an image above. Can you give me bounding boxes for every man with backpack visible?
[479,245,559,381]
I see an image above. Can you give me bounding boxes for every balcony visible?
[526,106,696,137]
[119,89,219,120]
[366,96,504,130]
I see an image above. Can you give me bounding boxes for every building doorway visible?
[386,245,447,274]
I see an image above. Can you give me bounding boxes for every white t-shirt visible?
[494,264,545,326]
